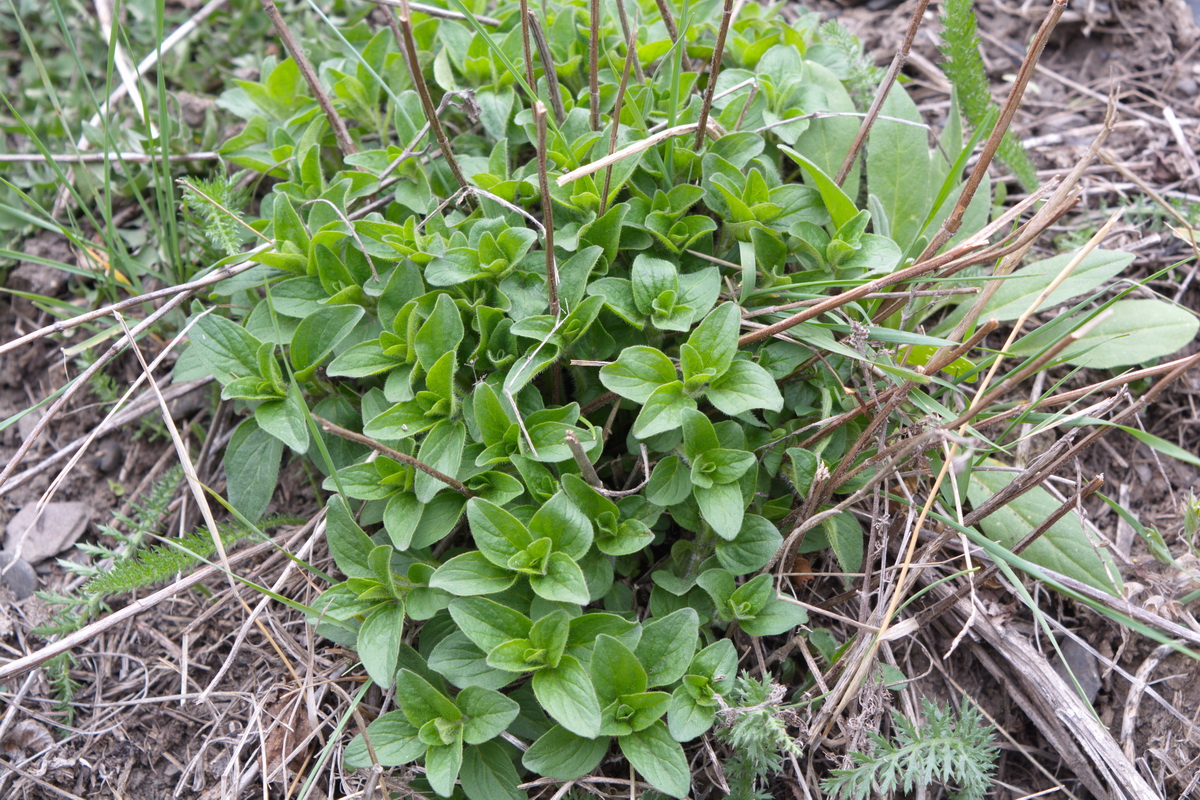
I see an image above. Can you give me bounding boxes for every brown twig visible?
[313,417,475,497]
[589,0,600,131]
[917,0,1068,261]
[565,431,603,488]
[260,0,356,156]
[534,101,559,317]
[612,0,645,83]
[394,0,469,192]
[694,0,734,151]
[529,13,565,124]
[520,0,535,90]
[653,0,679,42]
[835,0,930,185]
[601,28,638,216]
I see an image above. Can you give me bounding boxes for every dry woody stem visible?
[314,417,476,497]
[534,102,560,317]
[394,0,470,193]
[260,0,356,156]
[835,0,930,185]
[694,0,735,150]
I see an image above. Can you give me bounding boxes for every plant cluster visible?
[156,0,1196,797]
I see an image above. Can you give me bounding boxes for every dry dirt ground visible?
[2,1,1200,798]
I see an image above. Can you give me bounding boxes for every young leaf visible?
[636,609,699,688]
[358,602,405,688]
[619,719,691,798]
[599,346,677,403]
[523,725,608,780]
[532,654,602,738]
[457,686,520,744]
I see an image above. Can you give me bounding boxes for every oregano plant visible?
[168,0,1199,796]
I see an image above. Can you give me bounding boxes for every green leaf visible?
[430,551,517,596]
[529,552,590,604]
[619,720,691,798]
[254,392,309,453]
[449,597,533,653]
[631,254,679,316]
[467,497,534,567]
[646,456,692,506]
[867,88,931,252]
[414,421,465,503]
[457,686,520,744]
[427,632,515,690]
[599,346,677,403]
[696,568,736,607]
[716,515,783,575]
[667,686,715,743]
[825,511,863,578]
[739,597,808,636]
[414,293,465,372]
[1058,299,1199,369]
[636,609,699,688]
[590,634,647,705]
[424,737,464,798]
[395,668,462,728]
[529,491,593,561]
[460,740,523,800]
[344,710,424,768]
[224,417,282,522]
[532,654,602,737]
[633,381,697,439]
[327,340,399,378]
[191,313,264,385]
[707,360,784,416]
[966,466,1122,593]
[529,610,571,667]
[523,725,608,780]
[779,145,858,230]
[358,602,405,688]
[694,481,746,540]
[326,495,375,579]
[979,248,1135,321]
[290,304,364,382]
[686,302,739,379]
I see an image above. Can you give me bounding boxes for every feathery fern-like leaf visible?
[939,0,1038,189]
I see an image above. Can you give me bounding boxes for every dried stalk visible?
[534,102,559,317]
[917,0,1068,261]
[520,0,535,90]
[565,431,603,488]
[260,0,356,156]
[653,0,679,42]
[835,0,930,185]
[612,0,645,82]
[395,0,469,192]
[589,0,600,131]
[694,0,734,150]
[600,28,638,216]
[315,417,475,497]
[364,0,500,25]
[529,12,565,124]
[558,121,721,185]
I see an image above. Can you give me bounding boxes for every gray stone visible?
[0,552,37,600]
[1052,637,1102,704]
[4,502,92,564]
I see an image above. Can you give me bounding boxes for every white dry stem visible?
[557,121,724,186]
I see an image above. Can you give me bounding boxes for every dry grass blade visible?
[693,0,734,150]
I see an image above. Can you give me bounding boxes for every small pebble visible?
[0,552,37,600]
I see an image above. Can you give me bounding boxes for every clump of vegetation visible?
[6,0,1198,797]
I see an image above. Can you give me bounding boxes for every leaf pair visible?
[600,302,784,438]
